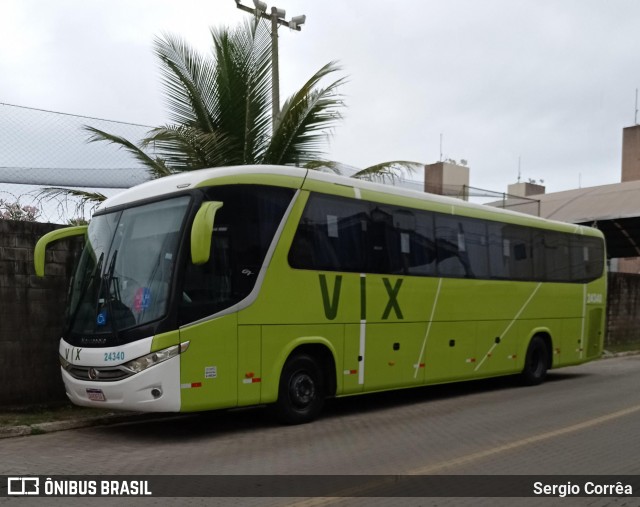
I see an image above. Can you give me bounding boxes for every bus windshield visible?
[68,196,191,335]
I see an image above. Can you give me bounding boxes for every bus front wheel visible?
[520,335,550,386]
[274,353,325,425]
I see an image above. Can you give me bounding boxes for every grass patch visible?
[0,404,112,428]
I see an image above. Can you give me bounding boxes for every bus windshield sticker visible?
[96,309,107,327]
[401,233,410,254]
[134,287,151,312]
[457,233,466,252]
[327,215,339,238]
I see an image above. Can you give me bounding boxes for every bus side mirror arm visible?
[191,201,224,265]
[34,225,88,277]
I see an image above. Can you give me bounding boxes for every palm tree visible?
[84,19,347,178]
[46,17,422,206]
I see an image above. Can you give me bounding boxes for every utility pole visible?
[235,0,306,129]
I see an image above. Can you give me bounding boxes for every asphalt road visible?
[2,355,640,506]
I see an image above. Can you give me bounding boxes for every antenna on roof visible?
[439,133,443,162]
[517,156,521,183]
[635,88,639,125]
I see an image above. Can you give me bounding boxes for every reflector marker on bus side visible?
[242,372,262,384]
[474,282,542,372]
[414,278,443,379]
[343,369,358,375]
[180,383,202,389]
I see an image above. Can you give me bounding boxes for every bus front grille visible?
[65,365,134,382]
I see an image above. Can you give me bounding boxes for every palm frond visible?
[142,125,238,171]
[264,61,346,165]
[211,19,272,164]
[38,186,107,203]
[303,160,342,174]
[154,33,218,131]
[351,161,424,183]
[84,126,172,179]
[37,187,106,222]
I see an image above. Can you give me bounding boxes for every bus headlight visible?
[60,355,71,370]
[123,345,181,374]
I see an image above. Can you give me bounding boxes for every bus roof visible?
[96,165,602,237]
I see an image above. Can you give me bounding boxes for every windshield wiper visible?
[101,250,137,332]
[68,251,104,332]
[102,250,120,332]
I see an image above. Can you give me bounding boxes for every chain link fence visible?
[0,102,154,223]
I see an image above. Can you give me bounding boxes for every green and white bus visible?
[35,166,606,424]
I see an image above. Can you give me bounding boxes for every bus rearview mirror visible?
[191,201,224,265]
[34,226,88,277]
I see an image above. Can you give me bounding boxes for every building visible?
[421,125,640,272]
[496,125,640,272]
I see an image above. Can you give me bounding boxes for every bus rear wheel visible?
[274,353,325,425]
[520,335,550,386]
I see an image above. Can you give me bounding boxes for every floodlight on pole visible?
[235,0,306,129]
[253,0,267,13]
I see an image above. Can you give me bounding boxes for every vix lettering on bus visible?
[318,274,404,320]
[64,347,82,362]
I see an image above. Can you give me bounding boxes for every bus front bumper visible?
[61,355,181,412]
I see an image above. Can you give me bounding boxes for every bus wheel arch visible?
[273,344,336,425]
[520,333,552,386]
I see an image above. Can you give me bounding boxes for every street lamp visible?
[235,0,306,129]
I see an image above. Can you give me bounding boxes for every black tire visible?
[520,335,550,386]
[274,354,325,425]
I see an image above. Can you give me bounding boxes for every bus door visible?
[178,215,239,412]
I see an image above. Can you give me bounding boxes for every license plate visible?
[86,388,106,402]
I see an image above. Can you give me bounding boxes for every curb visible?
[0,413,161,440]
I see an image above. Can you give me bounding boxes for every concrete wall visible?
[607,272,640,346]
[0,220,82,406]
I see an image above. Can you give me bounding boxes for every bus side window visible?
[534,231,571,282]
[404,210,436,277]
[488,223,509,279]
[504,225,533,280]
[289,194,369,273]
[459,217,489,279]
[435,216,467,278]
[570,236,604,282]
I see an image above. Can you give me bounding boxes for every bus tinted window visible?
[570,236,605,282]
[179,185,294,325]
[402,209,436,277]
[289,192,604,283]
[289,194,369,272]
[459,217,490,279]
[488,222,509,279]
[435,215,468,277]
[534,231,571,282]
[504,226,533,280]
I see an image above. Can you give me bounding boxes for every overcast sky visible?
[2,0,640,195]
